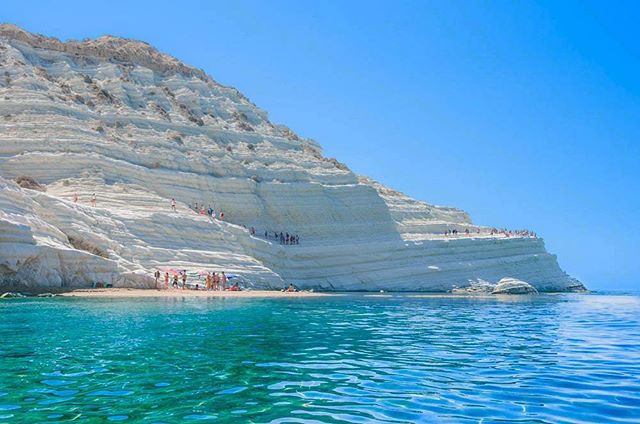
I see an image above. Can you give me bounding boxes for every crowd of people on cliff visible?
[76,194,538,245]
[444,228,537,238]
[72,194,301,246]
[171,198,301,245]
[182,200,225,221]
[259,229,300,245]
[490,228,537,238]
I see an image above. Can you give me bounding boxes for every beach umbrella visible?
[198,270,211,277]
[226,273,239,279]
[162,267,180,276]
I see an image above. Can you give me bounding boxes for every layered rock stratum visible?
[0,24,585,292]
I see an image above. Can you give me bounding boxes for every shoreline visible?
[60,288,332,298]
[0,287,332,298]
[0,287,587,299]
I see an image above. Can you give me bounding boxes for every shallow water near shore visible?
[1,293,639,423]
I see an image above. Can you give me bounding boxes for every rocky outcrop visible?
[491,277,539,295]
[450,277,540,295]
[0,25,585,292]
[451,280,495,295]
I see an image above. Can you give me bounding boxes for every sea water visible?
[0,293,638,423]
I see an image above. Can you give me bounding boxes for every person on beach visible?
[182,270,187,289]
[230,282,240,291]
[219,212,224,220]
[172,274,179,288]
[212,272,219,290]
[221,272,228,290]
[164,272,169,289]
[206,273,212,290]
[287,283,297,292]
[171,198,176,211]
[73,193,78,203]
[154,270,160,288]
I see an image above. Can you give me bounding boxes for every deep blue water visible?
[1,294,639,423]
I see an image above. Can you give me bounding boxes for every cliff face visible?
[0,25,584,291]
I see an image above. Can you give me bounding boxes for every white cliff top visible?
[0,23,210,80]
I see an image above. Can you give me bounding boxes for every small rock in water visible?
[491,277,538,295]
[0,292,26,299]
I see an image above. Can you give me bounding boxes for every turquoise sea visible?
[1,293,639,423]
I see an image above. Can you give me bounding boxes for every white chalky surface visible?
[0,25,584,291]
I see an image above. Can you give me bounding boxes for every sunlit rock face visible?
[0,25,584,292]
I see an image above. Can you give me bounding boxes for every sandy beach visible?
[1,287,562,299]
[58,288,334,298]
[57,289,484,299]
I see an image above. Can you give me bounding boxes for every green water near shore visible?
[1,294,639,423]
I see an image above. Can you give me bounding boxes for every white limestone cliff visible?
[0,25,585,292]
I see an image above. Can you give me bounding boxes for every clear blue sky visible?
[3,0,639,290]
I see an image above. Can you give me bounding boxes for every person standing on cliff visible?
[90,193,96,206]
[171,198,176,211]
[73,193,78,203]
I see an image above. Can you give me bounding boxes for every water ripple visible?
[0,294,638,422]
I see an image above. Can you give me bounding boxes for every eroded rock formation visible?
[0,25,584,292]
